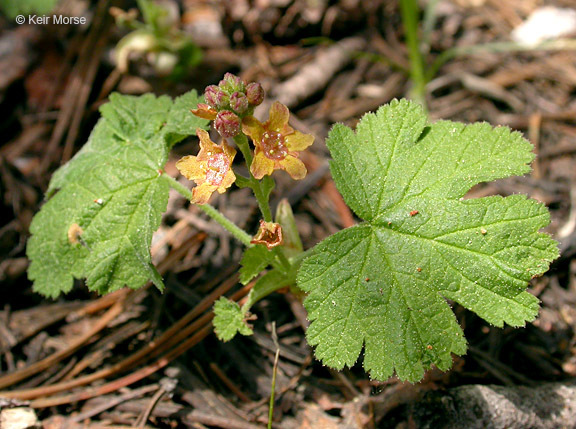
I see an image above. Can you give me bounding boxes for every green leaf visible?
[297,99,559,382]
[164,91,207,145]
[234,175,252,189]
[27,91,207,298]
[215,268,296,342]
[239,245,276,285]
[213,297,253,341]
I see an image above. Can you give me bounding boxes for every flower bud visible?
[204,85,220,107]
[275,198,303,257]
[219,72,245,94]
[204,85,229,109]
[246,82,265,106]
[229,91,249,115]
[214,110,241,138]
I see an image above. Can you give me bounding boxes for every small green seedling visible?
[112,0,202,77]
[27,73,558,382]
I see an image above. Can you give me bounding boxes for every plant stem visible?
[273,247,291,271]
[252,180,273,222]
[233,133,253,165]
[242,272,296,311]
[233,134,273,222]
[198,204,253,246]
[268,322,280,429]
[399,0,427,109]
[163,174,253,247]
[421,0,440,55]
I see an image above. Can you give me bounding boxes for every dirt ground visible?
[1,0,576,428]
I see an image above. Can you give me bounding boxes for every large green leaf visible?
[27,91,208,297]
[297,99,558,382]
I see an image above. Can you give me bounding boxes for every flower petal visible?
[251,151,275,179]
[191,104,217,120]
[176,155,205,181]
[197,129,218,153]
[192,183,216,205]
[242,116,264,144]
[280,156,307,180]
[218,169,236,192]
[222,140,237,161]
[286,131,314,151]
[267,101,289,131]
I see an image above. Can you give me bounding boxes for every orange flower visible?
[251,220,283,249]
[191,103,217,121]
[176,129,236,204]
[242,102,314,180]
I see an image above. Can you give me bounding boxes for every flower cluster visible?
[180,74,315,206]
[192,73,265,138]
[176,129,236,204]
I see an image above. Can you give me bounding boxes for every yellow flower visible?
[242,102,314,180]
[250,220,283,249]
[176,129,236,204]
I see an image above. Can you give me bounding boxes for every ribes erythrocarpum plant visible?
[27,73,559,383]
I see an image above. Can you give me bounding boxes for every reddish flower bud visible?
[204,85,220,107]
[204,85,229,109]
[214,110,241,138]
[229,91,249,115]
[219,72,245,94]
[246,82,265,106]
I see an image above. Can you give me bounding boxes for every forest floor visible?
[1,0,576,428]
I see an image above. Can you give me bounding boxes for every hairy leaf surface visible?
[27,92,208,297]
[213,297,253,341]
[297,99,558,382]
[239,244,276,285]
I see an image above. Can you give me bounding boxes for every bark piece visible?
[414,382,576,428]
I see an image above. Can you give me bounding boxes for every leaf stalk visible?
[163,174,253,247]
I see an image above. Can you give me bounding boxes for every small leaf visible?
[239,245,276,285]
[213,297,253,341]
[297,99,559,382]
[27,91,207,297]
[215,268,295,342]
[234,175,252,189]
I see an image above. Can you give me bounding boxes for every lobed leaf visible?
[213,297,253,341]
[298,99,559,382]
[27,91,208,297]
